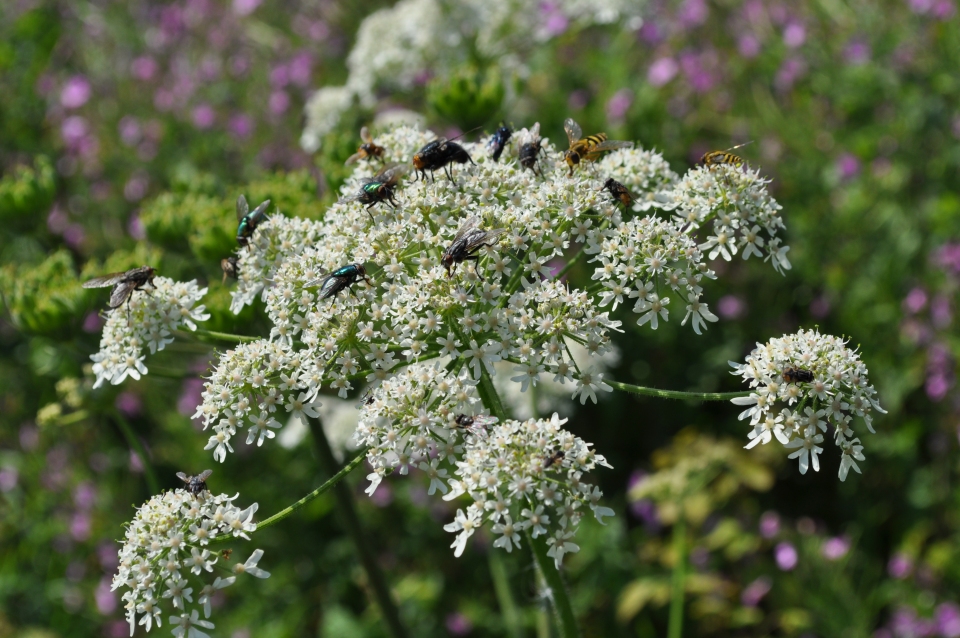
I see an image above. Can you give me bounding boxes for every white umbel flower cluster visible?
[443,413,614,567]
[354,363,485,496]
[666,164,791,274]
[730,328,885,480]
[112,488,268,637]
[199,124,789,465]
[90,277,209,388]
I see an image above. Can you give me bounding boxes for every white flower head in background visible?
[730,328,885,480]
[112,486,266,636]
[89,277,209,388]
[443,413,613,567]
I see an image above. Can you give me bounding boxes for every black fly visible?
[412,131,476,182]
[487,124,512,162]
[441,217,506,282]
[236,195,271,248]
[305,263,373,300]
[543,450,565,469]
[177,469,212,496]
[518,123,546,176]
[221,256,239,284]
[82,266,157,311]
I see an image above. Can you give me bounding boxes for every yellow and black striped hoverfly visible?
[563,118,632,175]
[699,142,752,168]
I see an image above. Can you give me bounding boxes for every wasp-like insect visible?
[563,118,632,175]
[543,450,565,469]
[700,142,752,168]
[341,163,409,218]
[221,256,239,284]
[781,366,815,384]
[176,469,212,496]
[412,133,475,182]
[236,195,271,248]
[601,178,634,209]
[83,266,157,311]
[306,263,373,300]
[345,126,386,165]
[518,122,545,176]
[487,124,512,162]
[453,413,497,429]
[441,216,506,282]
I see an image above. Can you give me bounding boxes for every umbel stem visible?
[668,512,687,638]
[608,379,750,402]
[476,366,582,638]
[308,418,409,638]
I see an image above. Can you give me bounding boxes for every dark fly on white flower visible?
[441,217,506,282]
[487,124,512,162]
[82,266,157,311]
[782,366,815,384]
[305,263,374,300]
[412,129,479,182]
[518,122,546,176]
[341,163,409,219]
[221,256,239,284]
[177,469,212,495]
[236,195,271,248]
[356,388,375,409]
[454,414,497,430]
[543,450,565,469]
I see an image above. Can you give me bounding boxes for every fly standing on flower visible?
[341,163,408,219]
[176,469,212,496]
[235,195,271,248]
[563,118,633,175]
[412,132,476,182]
[600,177,635,209]
[487,124,512,162]
[356,388,375,408]
[700,142,752,168]
[345,126,385,165]
[543,450,565,469]
[306,263,374,300]
[518,122,545,175]
[221,256,239,284]
[441,216,506,282]
[782,366,815,384]
[82,266,157,311]
[453,413,497,430]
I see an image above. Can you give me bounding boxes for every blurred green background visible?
[1,0,959,636]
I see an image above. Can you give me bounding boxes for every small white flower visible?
[234,549,271,579]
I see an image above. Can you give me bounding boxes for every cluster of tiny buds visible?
[730,328,885,480]
[111,480,268,637]
[90,277,209,388]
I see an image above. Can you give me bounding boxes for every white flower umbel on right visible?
[730,328,885,480]
[443,413,613,567]
[90,277,210,388]
[112,487,267,636]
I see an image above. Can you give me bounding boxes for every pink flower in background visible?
[937,603,960,638]
[821,536,850,560]
[903,287,928,314]
[775,542,798,570]
[933,0,956,18]
[638,21,661,45]
[229,113,254,139]
[783,22,806,48]
[568,90,589,110]
[192,103,216,129]
[445,612,473,636]
[269,91,290,115]
[95,577,117,615]
[131,56,158,81]
[844,39,871,65]
[540,2,570,38]
[888,552,912,579]
[178,378,205,418]
[810,295,831,318]
[270,64,290,88]
[606,89,633,122]
[0,466,18,492]
[288,52,313,86]
[233,0,261,16]
[741,576,772,607]
[123,174,149,202]
[128,213,145,240]
[118,116,142,146]
[931,295,952,328]
[775,57,806,91]
[61,116,89,148]
[47,205,68,234]
[369,480,393,507]
[60,76,92,109]
[70,512,91,541]
[64,225,86,249]
[73,482,97,510]
[759,511,780,538]
[678,0,709,28]
[936,243,960,274]
[837,153,861,180]
[83,312,105,333]
[738,34,761,58]
[648,57,679,86]
[115,392,143,417]
[717,295,745,319]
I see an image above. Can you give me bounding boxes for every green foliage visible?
[0,156,55,228]
[427,64,506,130]
[0,250,85,335]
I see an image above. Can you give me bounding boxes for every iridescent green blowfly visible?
[235,195,271,248]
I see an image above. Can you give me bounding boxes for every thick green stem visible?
[527,531,580,638]
[245,449,367,534]
[554,247,585,281]
[608,379,750,402]
[308,418,409,638]
[476,365,509,421]
[111,412,160,495]
[175,328,260,344]
[488,549,524,638]
[668,513,686,638]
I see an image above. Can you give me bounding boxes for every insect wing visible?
[236,195,249,221]
[563,118,583,147]
[345,151,365,165]
[450,216,482,245]
[375,163,408,185]
[196,469,213,481]
[82,271,129,289]
[108,281,137,308]
[461,227,505,255]
[360,126,373,144]
[591,140,634,154]
[248,199,271,225]
[319,275,344,299]
[176,472,190,483]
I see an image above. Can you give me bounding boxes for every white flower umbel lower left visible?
[112,488,268,637]
[90,277,210,388]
